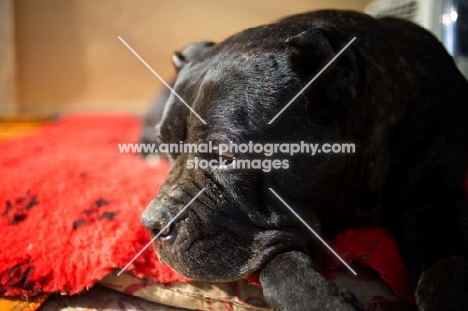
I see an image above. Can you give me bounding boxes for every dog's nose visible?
[141,197,176,239]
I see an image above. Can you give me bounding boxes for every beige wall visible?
[12,0,371,115]
[0,0,17,114]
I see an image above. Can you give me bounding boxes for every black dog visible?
[141,10,468,310]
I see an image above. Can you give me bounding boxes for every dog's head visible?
[141,12,396,282]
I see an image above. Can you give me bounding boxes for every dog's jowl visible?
[141,10,468,311]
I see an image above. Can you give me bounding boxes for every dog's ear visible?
[172,41,215,70]
[285,30,335,77]
[285,30,357,126]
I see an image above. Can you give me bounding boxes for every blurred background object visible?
[365,0,468,79]
[0,0,372,117]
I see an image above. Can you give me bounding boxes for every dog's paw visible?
[259,250,364,311]
[416,256,468,311]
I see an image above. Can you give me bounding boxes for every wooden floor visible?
[0,115,55,141]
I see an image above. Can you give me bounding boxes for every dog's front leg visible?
[259,250,364,311]
[397,188,468,310]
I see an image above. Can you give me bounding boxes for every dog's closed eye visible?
[219,153,236,168]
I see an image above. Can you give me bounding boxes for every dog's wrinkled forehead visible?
[158,25,344,144]
[173,50,299,141]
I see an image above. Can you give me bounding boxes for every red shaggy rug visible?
[0,114,187,297]
[0,113,434,303]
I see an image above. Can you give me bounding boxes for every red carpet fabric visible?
[0,114,187,297]
[315,226,415,303]
[0,114,423,303]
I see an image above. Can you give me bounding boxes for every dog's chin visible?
[155,237,252,281]
[154,226,308,282]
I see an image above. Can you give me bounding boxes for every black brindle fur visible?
[141,10,468,310]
